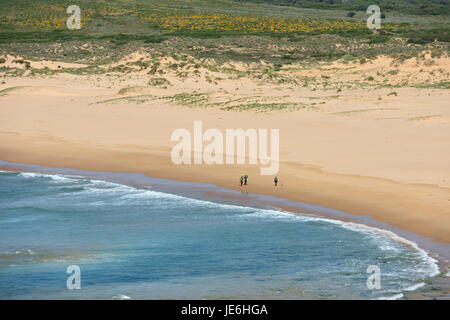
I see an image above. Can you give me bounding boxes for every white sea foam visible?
[341,222,440,278]
[112,294,131,300]
[235,209,308,221]
[404,282,426,291]
[12,170,441,294]
[378,293,404,300]
[19,172,76,183]
[210,204,441,284]
[245,207,440,278]
[231,207,440,285]
[1,249,35,256]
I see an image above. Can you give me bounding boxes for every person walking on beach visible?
[274,176,278,186]
[240,176,244,186]
[244,175,248,185]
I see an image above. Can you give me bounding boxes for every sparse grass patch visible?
[148,77,170,86]
[0,86,27,96]
[165,93,210,107]
[117,86,146,96]
[220,102,299,112]
[408,115,441,121]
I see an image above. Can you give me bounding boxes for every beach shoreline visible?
[0,69,449,246]
[1,160,449,299]
[1,125,449,244]
[0,50,449,299]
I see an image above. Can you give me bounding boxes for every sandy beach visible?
[2,0,450,304]
[0,52,449,247]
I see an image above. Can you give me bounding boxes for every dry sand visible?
[0,53,449,244]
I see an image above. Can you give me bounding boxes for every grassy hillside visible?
[240,0,450,16]
[1,1,448,34]
[0,0,448,66]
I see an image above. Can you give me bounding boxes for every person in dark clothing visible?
[274,176,278,186]
[240,176,244,186]
[244,175,248,185]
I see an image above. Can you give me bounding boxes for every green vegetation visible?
[334,108,393,116]
[0,31,165,45]
[241,0,450,16]
[0,0,448,42]
[148,77,171,86]
[0,0,448,84]
[220,102,299,112]
[0,86,27,96]
[408,115,441,121]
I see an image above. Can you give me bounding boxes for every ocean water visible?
[0,171,439,299]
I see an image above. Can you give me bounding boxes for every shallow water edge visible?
[0,160,448,299]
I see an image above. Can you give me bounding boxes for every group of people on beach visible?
[239,175,279,186]
[239,175,248,186]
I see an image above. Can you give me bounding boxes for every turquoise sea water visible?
[0,171,439,299]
